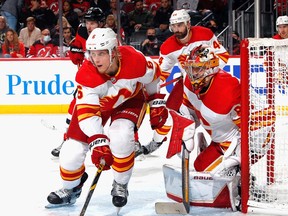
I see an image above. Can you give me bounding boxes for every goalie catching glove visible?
[147,93,168,130]
[69,39,84,65]
[88,134,114,170]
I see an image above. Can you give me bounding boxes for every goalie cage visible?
[241,38,288,215]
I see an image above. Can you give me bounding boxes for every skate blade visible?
[116,207,122,215]
[45,202,75,209]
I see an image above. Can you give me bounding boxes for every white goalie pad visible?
[162,164,240,209]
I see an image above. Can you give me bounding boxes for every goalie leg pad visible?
[162,164,239,209]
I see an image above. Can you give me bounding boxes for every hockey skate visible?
[51,133,68,157]
[45,172,88,208]
[135,140,163,157]
[111,180,128,208]
[51,141,64,157]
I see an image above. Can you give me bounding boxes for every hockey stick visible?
[79,160,105,216]
[40,119,66,133]
[155,143,190,215]
[160,76,183,88]
[182,143,190,213]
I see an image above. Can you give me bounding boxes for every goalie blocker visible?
[162,164,240,210]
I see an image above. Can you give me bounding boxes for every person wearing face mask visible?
[140,27,163,56]
[127,0,154,37]
[26,28,60,57]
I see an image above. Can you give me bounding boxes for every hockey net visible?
[241,38,288,215]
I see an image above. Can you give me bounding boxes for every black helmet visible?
[84,7,105,22]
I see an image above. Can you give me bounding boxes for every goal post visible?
[241,38,288,214]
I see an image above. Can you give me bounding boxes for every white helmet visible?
[276,15,288,30]
[169,9,190,25]
[86,28,117,51]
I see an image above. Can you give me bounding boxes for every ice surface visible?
[0,114,260,216]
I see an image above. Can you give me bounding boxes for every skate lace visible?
[145,140,161,153]
[111,181,128,198]
[54,188,74,199]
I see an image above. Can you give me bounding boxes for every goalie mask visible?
[183,45,219,91]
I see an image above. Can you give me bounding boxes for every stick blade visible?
[155,202,189,214]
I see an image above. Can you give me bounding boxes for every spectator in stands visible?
[26,28,59,57]
[72,0,90,21]
[232,30,241,55]
[105,14,126,43]
[203,18,219,34]
[21,0,57,30]
[0,16,9,57]
[197,0,228,31]
[51,16,75,45]
[145,0,161,9]
[62,0,80,33]
[62,26,74,56]
[140,27,162,56]
[18,16,41,55]
[2,28,25,57]
[153,0,173,42]
[106,0,129,40]
[273,15,288,39]
[274,0,288,16]
[121,0,135,14]
[0,0,24,32]
[127,0,154,37]
[45,0,60,16]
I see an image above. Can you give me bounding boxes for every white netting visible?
[247,38,288,211]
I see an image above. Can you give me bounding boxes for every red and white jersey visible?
[180,70,241,143]
[159,26,229,81]
[72,46,161,141]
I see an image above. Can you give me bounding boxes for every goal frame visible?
[241,38,288,215]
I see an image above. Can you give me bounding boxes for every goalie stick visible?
[182,143,190,213]
[155,143,190,215]
[79,160,105,216]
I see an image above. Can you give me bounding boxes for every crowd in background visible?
[0,0,255,58]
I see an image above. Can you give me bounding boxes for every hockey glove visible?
[89,134,114,170]
[69,40,84,65]
[148,93,168,130]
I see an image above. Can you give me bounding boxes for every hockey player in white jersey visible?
[137,9,229,156]
[46,28,169,209]
[159,44,241,211]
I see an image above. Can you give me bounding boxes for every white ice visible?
[0,114,261,216]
